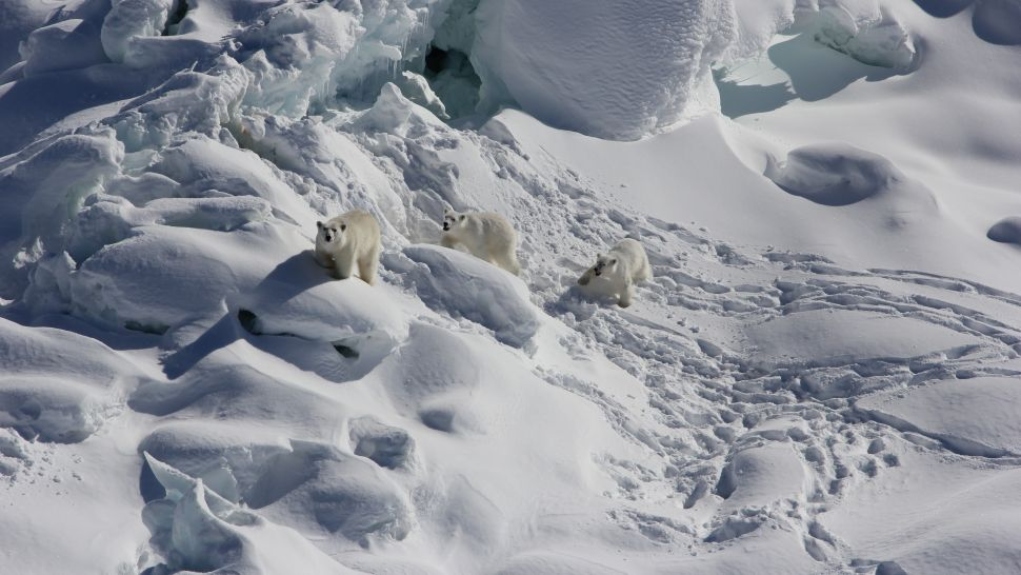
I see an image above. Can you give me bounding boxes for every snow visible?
[472,0,738,140]
[397,244,539,348]
[2,0,1021,574]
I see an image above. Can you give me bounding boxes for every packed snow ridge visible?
[3,0,1021,574]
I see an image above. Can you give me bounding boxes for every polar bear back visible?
[333,210,380,250]
[471,212,517,252]
[610,238,650,282]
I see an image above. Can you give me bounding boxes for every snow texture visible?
[2,0,1021,574]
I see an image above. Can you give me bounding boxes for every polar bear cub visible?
[440,208,521,275]
[315,210,382,284]
[577,238,651,307]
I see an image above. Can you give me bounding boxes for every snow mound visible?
[383,322,487,433]
[472,0,737,140]
[715,440,809,508]
[0,376,112,443]
[142,452,365,574]
[823,462,1021,575]
[19,19,107,77]
[397,245,540,347]
[0,317,133,442]
[746,309,977,365]
[987,217,1021,245]
[234,256,408,359]
[766,142,933,207]
[856,377,1021,457]
[973,0,1021,46]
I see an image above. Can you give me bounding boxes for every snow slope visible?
[2,0,1021,574]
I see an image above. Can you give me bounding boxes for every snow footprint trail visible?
[481,132,1021,568]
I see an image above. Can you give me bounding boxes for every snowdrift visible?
[2,0,1021,574]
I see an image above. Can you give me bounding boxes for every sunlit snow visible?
[2,0,1021,574]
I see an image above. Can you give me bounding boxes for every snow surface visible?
[2,0,1021,574]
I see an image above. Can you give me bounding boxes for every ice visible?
[472,0,737,140]
[109,56,248,151]
[0,129,123,297]
[809,1,917,70]
[101,0,179,63]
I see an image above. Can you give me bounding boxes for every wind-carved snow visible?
[472,0,739,140]
[2,0,1021,574]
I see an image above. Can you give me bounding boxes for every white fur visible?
[315,210,382,284]
[577,238,651,307]
[440,208,521,275]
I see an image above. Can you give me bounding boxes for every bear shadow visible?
[163,251,339,379]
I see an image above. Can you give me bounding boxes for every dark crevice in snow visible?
[139,458,167,502]
[418,44,482,121]
[162,0,189,37]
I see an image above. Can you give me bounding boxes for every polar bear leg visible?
[636,257,652,283]
[618,282,634,308]
[491,247,521,275]
[358,246,380,285]
[334,255,356,280]
[315,250,334,270]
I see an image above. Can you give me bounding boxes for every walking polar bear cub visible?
[315,210,382,284]
[578,238,651,307]
[440,208,521,275]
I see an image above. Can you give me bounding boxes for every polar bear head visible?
[316,219,348,245]
[591,253,618,277]
[442,208,466,232]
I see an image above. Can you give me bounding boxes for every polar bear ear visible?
[316,221,323,229]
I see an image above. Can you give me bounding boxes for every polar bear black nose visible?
[442,223,449,231]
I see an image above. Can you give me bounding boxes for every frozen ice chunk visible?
[109,56,247,150]
[101,0,178,62]
[0,129,123,298]
[472,0,737,140]
[813,2,917,70]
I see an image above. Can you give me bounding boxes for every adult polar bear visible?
[440,208,521,275]
[315,210,381,284]
[577,238,651,307]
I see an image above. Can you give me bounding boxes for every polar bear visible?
[315,210,382,284]
[440,208,521,275]
[577,238,651,308]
